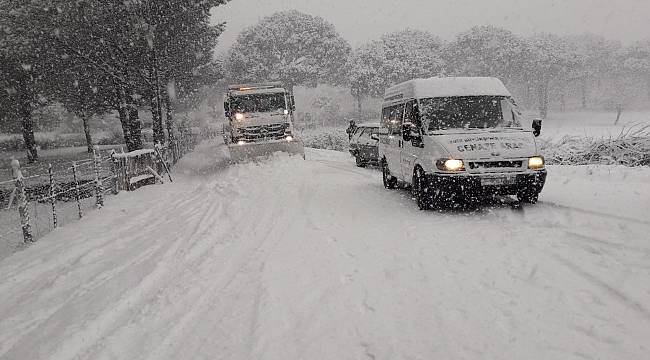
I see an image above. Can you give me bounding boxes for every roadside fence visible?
[0,134,197,256]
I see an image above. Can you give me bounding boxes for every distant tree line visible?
[226,11,650,122]
[1,0,229,162]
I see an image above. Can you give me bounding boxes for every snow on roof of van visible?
[357,122,380,128]
[383,77,511,102]
[230,88,285,96]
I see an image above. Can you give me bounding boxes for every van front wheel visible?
[517,191,539,204]
[382,160,397,189]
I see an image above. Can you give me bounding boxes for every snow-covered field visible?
[532,111,650,140]
[0,139,649,359]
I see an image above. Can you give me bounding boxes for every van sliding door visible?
[385,103,405,180]
[401,100,422,181]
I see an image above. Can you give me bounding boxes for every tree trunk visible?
[165,93,175,143]
[356,95,363,121]
[19,91,37,163]
[128,104,143,151]
[149,39,165,145]
[150,96,165,146]
[614,104,623,125]
[81,112,94,153]
[524,80,534,109]
[117,87,134,151]
[537,81,549,119]
[581,77,588,109]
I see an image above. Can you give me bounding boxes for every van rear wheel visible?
[382,160,397,189]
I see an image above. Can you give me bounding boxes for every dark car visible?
[349,123,380,167]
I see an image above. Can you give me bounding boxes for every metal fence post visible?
[11,159,33,243]
[72,161,83,219]
[93,147,104,208]
[48,163,57,229]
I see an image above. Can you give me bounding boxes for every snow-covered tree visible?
[0,0,63,161]
[564,34,621,109]
[1,0,229,152]
[445,26,527,83]
[226,10,351,92]
[347,29,445,115]
[380,29,445,85]
[347,41,389,116]
[622,39,650,100]
[524,33,577,118]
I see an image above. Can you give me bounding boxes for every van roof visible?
[383,77,511,104]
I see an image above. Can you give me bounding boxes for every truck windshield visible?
[231,93,286,113]
[421,96,520,131]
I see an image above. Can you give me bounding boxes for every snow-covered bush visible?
[299,125,650,167]
[300,127,348,152]
[541,125,650,166]
[0,132,124,151]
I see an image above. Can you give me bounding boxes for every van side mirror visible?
[370,134,379,141]
[224,101,229,117]
[403,122,422,144]
[532,119,542,137]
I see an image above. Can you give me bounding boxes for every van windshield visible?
[421,96,521,131]
[231,93,286,113]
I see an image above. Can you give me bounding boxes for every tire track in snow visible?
[0,186,223,359]
[539,201,650,227]
[550,253,650,323]
[141,160,305,360]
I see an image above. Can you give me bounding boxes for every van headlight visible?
[528,156,545,169]
[234,113,244,121]
[436,159,465,172]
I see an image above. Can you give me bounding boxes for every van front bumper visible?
[426,170,547,197]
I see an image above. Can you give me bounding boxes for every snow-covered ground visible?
[528,110,650,140]
[0,139,649,360]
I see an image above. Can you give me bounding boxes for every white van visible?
[378,77,546,209]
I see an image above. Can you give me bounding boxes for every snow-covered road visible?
[1,140,649,360]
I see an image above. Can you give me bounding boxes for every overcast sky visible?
[211,0,650,55]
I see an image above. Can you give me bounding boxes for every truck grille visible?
[240,123,289,142]
[468,161,523,170]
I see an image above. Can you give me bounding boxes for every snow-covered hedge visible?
[300,125,650,167]
[0,132,124,151]
[299,127,349,152]
[540,126,650,167]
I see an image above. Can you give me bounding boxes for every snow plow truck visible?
[222,83,305,161]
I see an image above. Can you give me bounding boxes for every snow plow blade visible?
[228,139,305,162]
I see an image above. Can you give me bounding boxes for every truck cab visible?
[223,83,304,160]
[379,77,546,209]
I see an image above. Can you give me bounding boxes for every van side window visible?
[404,101,414,123]
[389,104,405,135]
[403,100,420,128]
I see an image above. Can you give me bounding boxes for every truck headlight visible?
[528,156,545,169]
[235,113,244,121]
[436,159,465,172]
